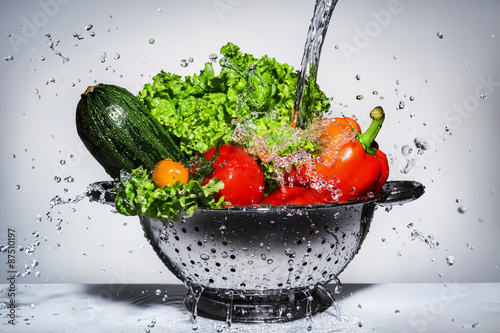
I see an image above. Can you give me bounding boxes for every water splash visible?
[225,290,234,328]
[410,229,440,249]
[304,289,314,330]
[293,0,339,127]
[49,181,116,209]
[187,283,205,331]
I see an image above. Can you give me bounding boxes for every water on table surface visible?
[1,284,370,333]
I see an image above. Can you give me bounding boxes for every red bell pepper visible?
[286,106,389,202]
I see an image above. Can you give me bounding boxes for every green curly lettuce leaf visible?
[138,42,330,157]
[114,167,225,222]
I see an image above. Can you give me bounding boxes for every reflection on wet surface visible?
[1,283,499,332]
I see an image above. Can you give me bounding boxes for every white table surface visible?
[1,283,499,333]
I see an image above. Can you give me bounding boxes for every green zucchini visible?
[76,83,186,179]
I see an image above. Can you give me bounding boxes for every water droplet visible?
[437,31,444,39]
[100,52,106,63]
[395,309,400,314]
[189,57,194,63]
[54,176,61,183]
[73,32,84,40]
[356,95,363,100]
[446,255,455,266]
[114,53,120,60]
[458,206,468,214]
[355,74,361,80]
[399,101,405,109]
[261,253,267,260]
[409,96,415,101]
[15,184,21,190]
[267,259,273,264]
[180,59,189,67]
[480,93,487,99]
[149,38,155,44]
[414,138,430,153]
[85,24,93,31]
[64,176,74,183]
[372,90,378,95]
[4,55,14,61]
[401,145,412,156]
[209,53,218,62]
[200,253,210,260]
[155,289,161,296]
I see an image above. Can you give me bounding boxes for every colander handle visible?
[376,180,425,206]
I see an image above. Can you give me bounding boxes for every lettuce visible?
[114,167,225,222]
[138,42,330,156]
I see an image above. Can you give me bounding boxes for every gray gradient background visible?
[1,0,499,285]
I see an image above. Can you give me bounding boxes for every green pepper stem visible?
[356,106,385,156]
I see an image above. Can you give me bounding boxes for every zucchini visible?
[76,83,186,179]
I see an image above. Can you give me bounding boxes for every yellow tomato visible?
[152,158,188,187]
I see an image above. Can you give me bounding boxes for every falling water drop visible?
[437,31,444,39]
[209,53,218,62]
[446,255,456,266]
[401,145,412,156]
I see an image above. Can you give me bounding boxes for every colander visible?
[89,180,424,323]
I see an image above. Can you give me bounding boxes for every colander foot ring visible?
[183,285,334,323]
